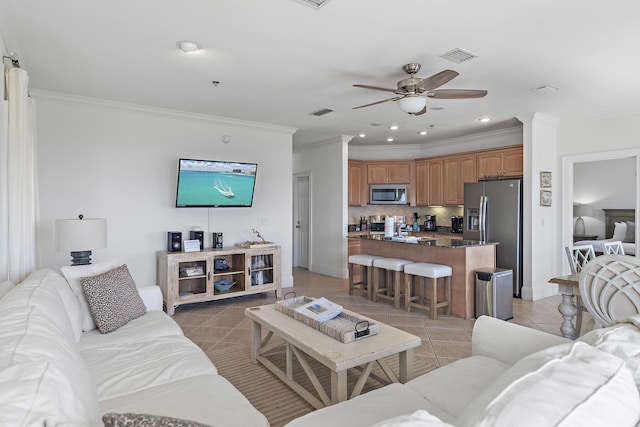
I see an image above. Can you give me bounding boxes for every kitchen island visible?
[353,235,497,319]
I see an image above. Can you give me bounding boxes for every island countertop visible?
[350,234,498,249]
[355,235,497,319]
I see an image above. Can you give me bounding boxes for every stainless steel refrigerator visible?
[463,179,523,296]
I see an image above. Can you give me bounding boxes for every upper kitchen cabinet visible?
[348,160,366,206]
[366,161,412,184]
[443,154,477,205]
[477,145,523,180]
[415,159,443,206]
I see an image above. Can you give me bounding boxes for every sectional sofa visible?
[0,263,269,426]
[2,262,640,427]
[284,315,640,427]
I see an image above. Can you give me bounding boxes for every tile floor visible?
[174,268,591,369]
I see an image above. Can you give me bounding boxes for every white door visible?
[293,174,310,269]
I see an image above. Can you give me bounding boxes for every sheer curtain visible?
[5,67,38,283]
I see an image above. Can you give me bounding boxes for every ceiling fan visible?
[352,63,487,116]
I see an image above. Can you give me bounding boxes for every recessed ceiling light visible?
[176,40,200,53]
[418,131,428,135]
[389,125,399,130]
[370,122,383,127]
[430,105,445,111]
[358,133,366,138]
[477,116,492,123]
[386,137,394,142]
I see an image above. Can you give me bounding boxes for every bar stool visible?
[372,258,414,308]
[348,254,384,299]
[404,262,452,319]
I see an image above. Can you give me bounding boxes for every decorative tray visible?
[275,294,379,343]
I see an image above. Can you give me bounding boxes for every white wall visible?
[293,136,350,278]
[554,109,640,275]
[34,92,295,288]
[523,113,559,301]
[0,37,8,280]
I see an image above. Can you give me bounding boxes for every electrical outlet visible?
[260,217,270,226]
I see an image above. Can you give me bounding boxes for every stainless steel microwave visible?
[370,184,407,205]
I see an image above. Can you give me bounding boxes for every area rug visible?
[207,338,434,427]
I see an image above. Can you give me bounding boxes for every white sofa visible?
[0,267,269,426]
[285,315,640,427]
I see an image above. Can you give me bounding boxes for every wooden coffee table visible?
[245,304,421,409]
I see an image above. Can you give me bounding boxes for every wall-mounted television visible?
[175,158,258,207]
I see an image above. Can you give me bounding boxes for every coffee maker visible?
[424,215,437,231]
[451,216,464,233]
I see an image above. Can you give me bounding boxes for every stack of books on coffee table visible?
[294,297,343,322]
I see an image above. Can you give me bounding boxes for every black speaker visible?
[167,232,182,252]
[212,232,223,249]
[190,230,204,250]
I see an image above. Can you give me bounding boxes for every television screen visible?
[175,158,258,207]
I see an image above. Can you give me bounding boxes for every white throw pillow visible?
[613,221,627,241]
[61,259,120,332]
[458,342,640,427]
[373,410,454,427]
[578,320,640,388]
[0,306,100,424]
[1,269,77,344]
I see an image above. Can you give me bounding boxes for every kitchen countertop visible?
[351,234,497,248]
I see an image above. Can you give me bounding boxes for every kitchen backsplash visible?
[349,205,463,225]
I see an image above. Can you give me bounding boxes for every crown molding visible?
[30,89,298,136]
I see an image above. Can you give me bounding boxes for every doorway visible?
[293,173,311,269]
[562,149,640,257]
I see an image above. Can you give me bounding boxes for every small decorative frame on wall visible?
[540,171,552,188]
[540,190,552,207]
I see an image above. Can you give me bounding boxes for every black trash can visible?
[475,268,513,320]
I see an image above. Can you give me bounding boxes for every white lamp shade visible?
[55,218,107,252]
[397,96,427,113]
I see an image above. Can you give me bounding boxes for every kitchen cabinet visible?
[348,160,366,206]
[157,246,281,315]
[415,159,443,206]
[477,146,523,180]
[366,161,412,184]
[443,154,477,205]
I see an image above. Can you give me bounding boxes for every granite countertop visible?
[354,234,498,248]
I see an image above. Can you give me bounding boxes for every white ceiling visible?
[1,0,639,149]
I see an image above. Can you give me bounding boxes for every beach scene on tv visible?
[176,159,257,207]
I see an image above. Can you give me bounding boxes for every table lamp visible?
[55,215,107,265]
[573,204,591,236]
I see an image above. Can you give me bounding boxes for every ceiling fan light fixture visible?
[397,96,426,114]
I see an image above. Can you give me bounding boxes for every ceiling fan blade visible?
[428,89,488,99]
[413,105,428,116]
[353,84,397,93]
[418,70,459,91]
[352,97,399,109]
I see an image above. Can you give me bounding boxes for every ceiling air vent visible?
[293,0,331,9]
[439,48,478,64]
[531,84,559,94]
[310,108,334,116]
